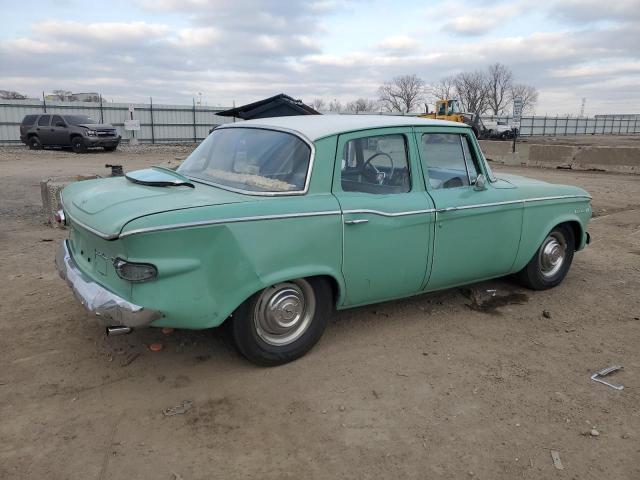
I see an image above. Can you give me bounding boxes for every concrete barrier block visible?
[41,175,98,227]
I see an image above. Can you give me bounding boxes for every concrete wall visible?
[479,140,639,174]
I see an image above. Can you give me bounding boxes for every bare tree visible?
[429,76,456,103]
[51,89,72,101]
[328,99,342,113]
[486,63,513,115]
[0,89,27,99]
[378,74,425,113]
[310,98,326,111]
[453,70,489,115]
[509,84,538,114]
[346,98,377,114]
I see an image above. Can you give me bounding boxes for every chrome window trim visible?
[119,210,342,238]
[182,125,316,197]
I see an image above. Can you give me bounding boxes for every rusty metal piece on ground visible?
[149,343,163,352]
[162,327,174,335]
[590,365,624,390]
[105,164,124,176]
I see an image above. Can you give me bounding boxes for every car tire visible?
[71,136,87,154]
[231,277,332,366]
[515,224,575,290]
[28,136,42,150]
[104,146,117,152]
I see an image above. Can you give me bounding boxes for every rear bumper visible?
[55,240,161,328]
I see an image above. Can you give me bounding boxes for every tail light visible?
[113,258,158,283]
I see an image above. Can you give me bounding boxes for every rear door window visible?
[51,115,65,127]
[341,133,411,194]
[37,115,51,126]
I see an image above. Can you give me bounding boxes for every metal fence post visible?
[192,98,197,143]
[99,95,104,123]
[150,96,155,144]
[634,116,638,134]
[42,91,47,113]
[543,116,547,136]
[564,117,569,136]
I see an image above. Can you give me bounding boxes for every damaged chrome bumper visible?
[55,240,162,328]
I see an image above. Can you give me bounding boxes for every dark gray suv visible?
[20,114,121,153]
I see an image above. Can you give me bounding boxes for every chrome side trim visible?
[342,208,436,217]
[183,125,316,197]
[120,210,342,238]
[434,194,591,213]
[524,194,592,203]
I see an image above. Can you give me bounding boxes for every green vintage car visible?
[55,115,592,365]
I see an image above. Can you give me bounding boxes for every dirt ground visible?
[1,144,639,480]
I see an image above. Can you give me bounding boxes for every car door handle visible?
[438,207,458,213]
[344,219,369,225]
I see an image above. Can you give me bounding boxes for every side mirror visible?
[473,174,487,191]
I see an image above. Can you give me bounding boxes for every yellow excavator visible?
[420,99,485,138]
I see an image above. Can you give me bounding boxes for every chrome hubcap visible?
[538,233,567,278]
[254,280,315,346]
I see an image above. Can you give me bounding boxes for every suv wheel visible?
[28,136,42,150]
[71,136,87,154]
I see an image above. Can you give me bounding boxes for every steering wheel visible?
[362,152,395,185]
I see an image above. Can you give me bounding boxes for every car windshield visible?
[177,127,312,193]
[65,115,97,125]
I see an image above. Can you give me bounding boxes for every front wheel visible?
[71,136,87,153]
[515,224,575,290]
[28,136,42,150]
[231,277,332,366]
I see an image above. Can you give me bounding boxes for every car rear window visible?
[21,115,39,126]
[178,127,312,193]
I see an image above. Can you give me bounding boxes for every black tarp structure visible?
[216,93,320,120]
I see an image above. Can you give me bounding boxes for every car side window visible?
[341,134,410,194]
[37,115,51,126]
[52,115,65,127]
[420,133,480,189]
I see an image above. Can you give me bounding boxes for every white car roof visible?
[219,114,467,141]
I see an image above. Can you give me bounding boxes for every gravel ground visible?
[1,144,639,480]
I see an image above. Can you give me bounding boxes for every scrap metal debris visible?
[591,365,624,390]
[163,400,193,417]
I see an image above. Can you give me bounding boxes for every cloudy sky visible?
[1,0,639,114]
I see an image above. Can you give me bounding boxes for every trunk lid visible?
[61,167,250,239]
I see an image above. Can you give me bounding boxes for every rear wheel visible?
[28,136,42,150]
[515,224,575,290]
[71,136,87,153]
[231,277,332,366]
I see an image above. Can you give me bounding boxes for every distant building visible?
[44,92,100,102]
[70,92,100,102]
